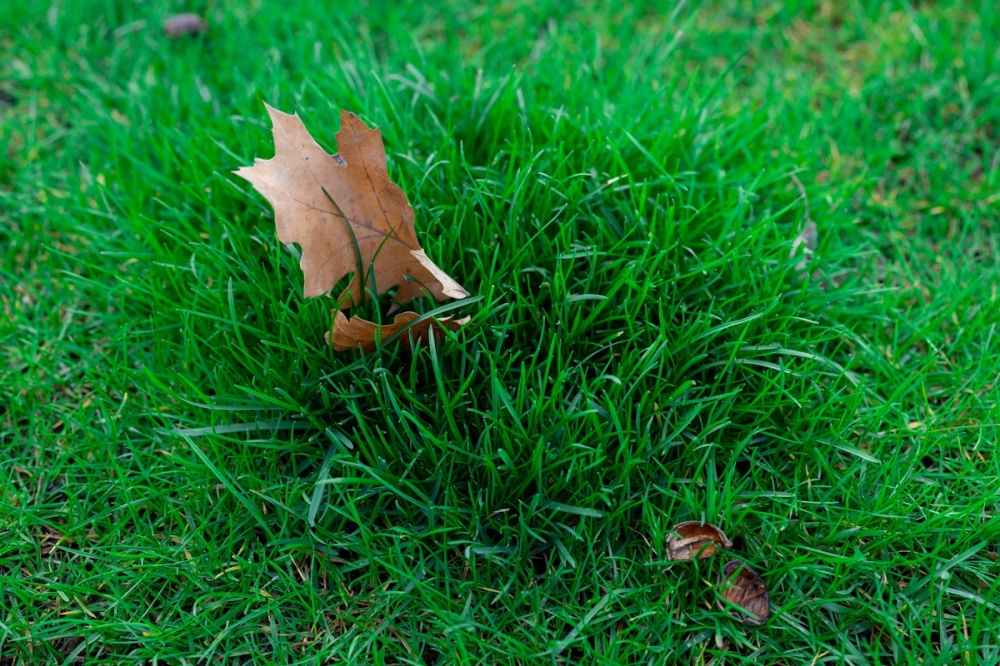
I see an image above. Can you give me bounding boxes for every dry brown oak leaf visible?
[329,311,471,353]
[235,104,468,309]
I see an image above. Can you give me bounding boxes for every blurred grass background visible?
[2,0,999,663]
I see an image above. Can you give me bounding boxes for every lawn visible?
[2,0,999,663]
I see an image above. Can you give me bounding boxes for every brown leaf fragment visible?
[235,104,468,309]
[327,311,469,353]
[790,220,818,275]
[163,13,207,38]
[666,521,733,560]
[718,560,770,626]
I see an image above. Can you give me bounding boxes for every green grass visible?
[2,0,999,663]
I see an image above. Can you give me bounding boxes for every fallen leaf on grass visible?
[328,311,470,353]
[666,521,732,560]
[667,520,733,560]
[164,14,207,38]
[718,560,770,626]
[235,104,468,309]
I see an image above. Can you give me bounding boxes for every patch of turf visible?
[2,0,998,663]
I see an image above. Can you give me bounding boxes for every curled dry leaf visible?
[666,521,733,560]
[235,104,468,309]
[327,311,470,353]
[718,560,770,626]
[163,13,207,38]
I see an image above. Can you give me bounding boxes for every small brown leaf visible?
[163,14,207,38]
[666,521,733,561]
[327,311,469,353]
[718,559,770,626]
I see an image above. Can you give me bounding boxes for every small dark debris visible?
[164,13,208,38]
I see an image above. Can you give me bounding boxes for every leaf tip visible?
[444,285,471,300]
[262,101,298,126]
